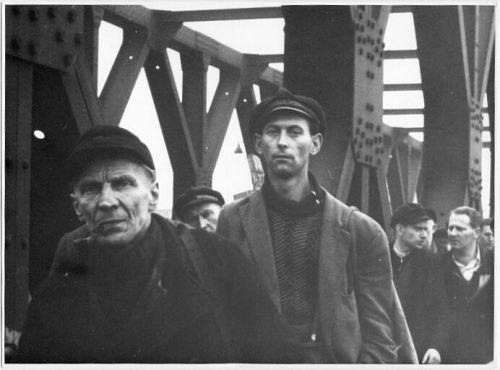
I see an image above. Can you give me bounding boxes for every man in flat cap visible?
[217,88,416,363]
[174,186,225,232]
[389,203,450,364]
[441,206,493,363]
[17,125,298,363]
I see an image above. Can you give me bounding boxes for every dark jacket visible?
[390,247,451,361]
[441,247,494,364]
[217,188,418,363]
[17,214,298,363]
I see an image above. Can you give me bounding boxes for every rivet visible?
[359,48,364,55]
[361,132,365,139]
[377,158,381,165]
[366,103,370,111]
[28,8,39,22]
[11,35,22,51]
[47,6,57,19]
[22,160,29,169]
[67,9,76,23]
[55,30,66,42]
[21,239,28,249]
[474,158,480,164]
[356,128,360,134]
[74,33,83,46]
[380,148,384,154]
[366,70,371,78]
[360,25,365,32]
[28,42,38,56]
[357,36,362,43]
[379,29,383,36]
[358,117,363,125]
[377,60,382,67]
[63,54,74,66]
[12,6,21,16]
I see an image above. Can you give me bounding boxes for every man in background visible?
[390,203,450,364]
[442,206,493,363]
[174,186,225,232]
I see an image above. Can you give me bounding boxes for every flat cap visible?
[173,186,225,218]
[390,203,432,228]
[66,125,155,182]
[248,88,326,136]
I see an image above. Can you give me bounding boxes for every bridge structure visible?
[4,4,495,332]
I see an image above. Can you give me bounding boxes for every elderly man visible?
[173,186,225,232]
[389,204,450,364]
[17,125,297,363]
[217,88,416,363]
[442,206,494,364]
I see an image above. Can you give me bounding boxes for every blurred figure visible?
[432,228,451,255]
[424,208,438,252]
[477,217,494,252]
[389,204,450,364]
[173,186,225,232]
[442,206,493,364]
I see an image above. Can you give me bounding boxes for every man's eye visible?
[81,184,99,194]
[115,179,133,188]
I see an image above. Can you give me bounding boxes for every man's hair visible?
[480,217,492,229]
[450,206,482,229]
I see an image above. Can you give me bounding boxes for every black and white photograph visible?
[2,1,497,367]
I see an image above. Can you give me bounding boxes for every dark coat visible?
[441,248,494,364]
[217,188,417,363]
[390,247,451,361]
[17,214,298,363]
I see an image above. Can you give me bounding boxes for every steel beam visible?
[414,6,471,223]
[61,53,103,132]
[144,50,199,200]
[83,6,103,91]
[166,7,283,22]
[204,69,243,180]
[384,50,417,59]
[5,57,32,331]
[384,83,421,91]
[181,50,210,166]
[99,29,150,126]
[98,5,283,86]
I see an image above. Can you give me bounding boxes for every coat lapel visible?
[239,191,281,311]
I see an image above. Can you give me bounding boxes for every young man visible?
[441,206,494,364]
[477,217,494,252]
[17,126,298,363]
[217,88,416,363]
[390,203,450,364]
[173,186,225,232]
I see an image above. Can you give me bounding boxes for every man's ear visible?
[395,224,404,236]
[311,133,323,156]
[149,181,160,212]
[254,133,263,155]
[70,193,85,222]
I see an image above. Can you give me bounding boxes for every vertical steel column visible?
[283,5,391,226]
[414,6,494,222]
[5,57,33,331]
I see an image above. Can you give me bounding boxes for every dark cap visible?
[173,186,225,218]
[66,125,155,183]
[248,88,326,136]
[390,203,432,228]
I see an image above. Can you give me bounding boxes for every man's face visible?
[397,221,430,250]
[71,159,159,248]
[447,213,479,253]
[426,219,437,248]
[478,225,494,250]
[254,114,322,180]
[181,202,221,232]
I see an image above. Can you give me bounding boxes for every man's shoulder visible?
[221,190,261,213]
[321,189,382,232]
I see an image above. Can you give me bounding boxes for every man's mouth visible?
[95,219,125,233]
[273,154,292,160]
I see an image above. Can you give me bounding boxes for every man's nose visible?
[277,131,289,147]
[97,184,119,208]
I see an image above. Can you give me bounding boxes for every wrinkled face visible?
[181,202,221,232]
[478,225,494,250]
[448,213,479,253]
[397,221,430,250]
[71,159,159,248]
[254,114,322,180]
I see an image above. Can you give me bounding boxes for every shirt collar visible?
[452,245,481,281]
